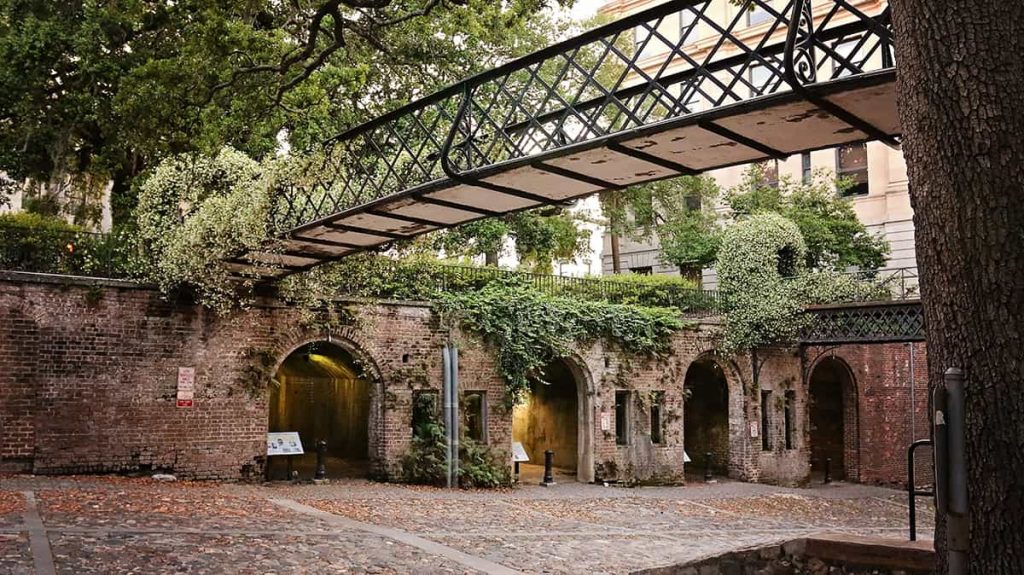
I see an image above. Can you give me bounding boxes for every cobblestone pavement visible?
[0,474,934,575]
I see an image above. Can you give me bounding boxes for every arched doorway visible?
[808,357,856,481]
[684,357,730,477]
[268,342,371,480]
[512,359,588,481]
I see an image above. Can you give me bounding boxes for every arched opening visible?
[512,359,583,481]
[268,342,371,480]
[684,357,730,477]
[808,357,856,481]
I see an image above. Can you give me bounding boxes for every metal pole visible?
[944,368,968,573]
[314,439,327,481]
[704,451,713,482]
[442,344,453,489]
[824,458,832,484]
[908,441,917,541]
[541,450,555,486]
[450,343,460,488]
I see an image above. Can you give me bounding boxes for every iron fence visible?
[0,223,133,280]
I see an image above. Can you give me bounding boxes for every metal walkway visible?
[228,0,899,278]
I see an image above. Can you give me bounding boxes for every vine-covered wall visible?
[0,273,926,486]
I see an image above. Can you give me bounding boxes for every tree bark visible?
[610,234,621,274]
[891,1,1024,572]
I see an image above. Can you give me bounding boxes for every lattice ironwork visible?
[272,0,896,233]
[802,301,925,344]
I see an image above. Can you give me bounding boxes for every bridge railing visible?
[274,0,895,231]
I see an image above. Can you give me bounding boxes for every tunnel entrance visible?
[512,359,581,480]
[267,342,371,480]
[684,357,730,477]
[809,358,855,481]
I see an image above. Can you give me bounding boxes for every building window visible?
[747,2,773,27]
[836,143,869,196]
[411,390,439,439]
[630,266,653,276]
[831,36,863,79]
[463,391,487,443]
[747,61,775,97]
[784,390,796,450]
[650,392,665,444]
[801,152,812,183]
[680,3,706,39]
[615,390,631,445]
[680,92,703,115]
[760,390,772,451]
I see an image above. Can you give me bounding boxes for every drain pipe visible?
[443,344,453,488]
[908,342,916,441]
[450,342,460,488]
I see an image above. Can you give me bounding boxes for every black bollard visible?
[824,457,832,484]
[514,460,521,482]
[704,451,713,482]
[315,439,327,481]
[541,450,555,486]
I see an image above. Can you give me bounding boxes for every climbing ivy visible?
[437,279,689,405]
[717,213,889,352]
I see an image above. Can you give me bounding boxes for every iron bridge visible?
[227,0,900,278]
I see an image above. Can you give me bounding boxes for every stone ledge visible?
[632,533,935,575]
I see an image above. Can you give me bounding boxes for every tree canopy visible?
[0,0,570,225]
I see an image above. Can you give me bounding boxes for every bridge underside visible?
[229,72,897,279]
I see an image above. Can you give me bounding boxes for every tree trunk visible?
[610,234,621,274]
[484,249,498,267]
[891,2,1024,572]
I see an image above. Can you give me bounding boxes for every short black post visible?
[315,439,328,481]
[704,451,713,482]
[540,450,555,486]
[824,457,832,484]
[514,460,521,482]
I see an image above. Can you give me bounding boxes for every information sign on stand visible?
[267,432,304,456]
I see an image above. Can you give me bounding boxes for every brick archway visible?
[807,356,860,481]
[270,331,387,477]
[683,352,746,480]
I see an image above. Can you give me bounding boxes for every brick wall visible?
[0,273,928,486]
[805,342,930,487]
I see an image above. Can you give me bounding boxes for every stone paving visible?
[0,474,934,574]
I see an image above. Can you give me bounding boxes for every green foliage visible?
[438,280,686,404]
[402,394,511,488]
[0,0,568,226]
[0,212,134,277]
[717,212,891,351]
[725,166,889,271]
[600,175,721,275]
[430,207,592,273]
[134,147,275,311]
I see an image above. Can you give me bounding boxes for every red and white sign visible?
[177,367,195,408]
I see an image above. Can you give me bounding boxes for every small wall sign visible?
[600,412,611,431]
[749,421,759,438]
[176,367,195,408]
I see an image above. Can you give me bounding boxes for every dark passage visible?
[684,358,729,476]
[268,342,371,479]
[513,360,579,473]
[809,358,851,480]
